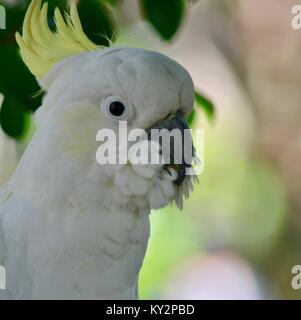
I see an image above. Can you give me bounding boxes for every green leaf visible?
[0,1,27,44]
[0,1,40,138]
[0,95,27,139]
[187,109,196,126]
[77,0,116,46]
[102,0,119,5]
[140,0,185,41]
[0,46,42,112]
[195,90,215,121]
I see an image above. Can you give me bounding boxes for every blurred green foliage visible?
[0,0,214,139]
[195,91,215,122]
[139,207,201,298]
[77,0,115,46]
[0,2,40,138]
[140,0,185,41]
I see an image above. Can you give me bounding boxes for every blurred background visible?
[0,0,301,299]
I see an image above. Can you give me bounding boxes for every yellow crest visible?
[15,0,100,80]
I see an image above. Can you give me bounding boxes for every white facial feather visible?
[33,46,196,210]
[0,46,196,299]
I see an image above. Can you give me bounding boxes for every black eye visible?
[109,101,125,117]
[102,96,130,121]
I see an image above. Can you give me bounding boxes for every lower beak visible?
[146,111,194,186]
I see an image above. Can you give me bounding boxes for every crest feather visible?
[16,0,100,80]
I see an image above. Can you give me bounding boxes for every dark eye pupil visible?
[109,101,125,117]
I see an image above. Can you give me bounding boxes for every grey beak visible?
[146,111,194,186]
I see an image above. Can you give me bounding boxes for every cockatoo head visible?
[16,1,197,210]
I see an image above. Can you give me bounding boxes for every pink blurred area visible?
[163,252,263,300]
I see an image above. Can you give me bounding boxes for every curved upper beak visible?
[146,110,194,186]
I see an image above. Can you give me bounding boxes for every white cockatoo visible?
[0,0,197,299]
